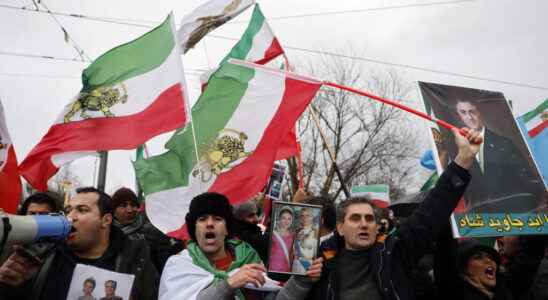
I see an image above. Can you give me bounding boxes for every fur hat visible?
[185,192,234,241]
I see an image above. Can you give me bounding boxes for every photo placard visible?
[66,264,135,300]
[267,201,322,276]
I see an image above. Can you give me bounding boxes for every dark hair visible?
[457,239,501,275]
[185,192,234,242]
[336,197,377,223]
[19,192,61,215]
[83,277,96,289]
[306,196,336,231]
[278,207,294,218]
[105,280,117,289]
[75,187,113,216]
[454,98,480,112]
[110,187,139,211]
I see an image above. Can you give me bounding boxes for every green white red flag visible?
[200,4,285,87]
[19,14,188,191]
[0,100,22,213]
[178,0,255,53]
[135,61,321,236]
[520,99,548,138]
[351,184,391,208]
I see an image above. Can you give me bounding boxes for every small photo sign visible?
[66,264,135,300]
[267,201,322,275]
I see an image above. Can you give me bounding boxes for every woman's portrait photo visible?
[268,202,321,275]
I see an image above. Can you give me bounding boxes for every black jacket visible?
[232,218,269,263]
[0,226,159,300]
[113,213,184,272]
[462,128,542,213]
[306,162,471,300]
[453,277,513,300]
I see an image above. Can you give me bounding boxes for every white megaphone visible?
[0,213,72,247]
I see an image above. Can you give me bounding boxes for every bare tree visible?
[295,50,420,201]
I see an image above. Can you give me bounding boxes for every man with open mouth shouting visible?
[159,192,323,300]
[0,187,159,300]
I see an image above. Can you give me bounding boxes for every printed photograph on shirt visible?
[418,81,547,237]
[66,264,135,300]
[267,201,321,275]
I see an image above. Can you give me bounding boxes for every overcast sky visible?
[1,0,547,194]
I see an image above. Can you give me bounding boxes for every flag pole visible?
[309,105,352,199]
[282,54,306,191]
[97,151,108,192]
[229,59,467,136]
[170,12,203,187]
[322,81,467,136]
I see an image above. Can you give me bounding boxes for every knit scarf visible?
[187,239,262,300]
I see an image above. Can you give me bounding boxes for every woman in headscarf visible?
[269,207,295,273]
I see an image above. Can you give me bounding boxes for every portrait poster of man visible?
[267,201,321,275]
[418,81,547,237]
[66,264,135,300]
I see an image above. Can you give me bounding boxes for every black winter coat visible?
[306,162,471,300]
[454,277,513,300]
[113,213,184,272]
[0,226,159,300]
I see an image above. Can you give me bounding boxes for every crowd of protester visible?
[0,129,547,299]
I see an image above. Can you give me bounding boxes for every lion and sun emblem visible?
[184,0,243,53]
[193,128,252,182]
[64,84,128,123]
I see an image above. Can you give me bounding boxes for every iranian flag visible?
[351,184,391,208]
[135,60,321,236]
[19,14,188,191]
[200,4,284,87]
[0,100,22,213]
[178,0,255,53]
[520,98,548,138]
[517,98,548,186]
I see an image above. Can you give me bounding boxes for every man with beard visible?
[0,187,159,300]
[159,192,323,300]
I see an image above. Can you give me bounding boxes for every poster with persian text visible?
[418,81,547,237]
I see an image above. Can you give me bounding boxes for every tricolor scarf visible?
[187,239,261,300]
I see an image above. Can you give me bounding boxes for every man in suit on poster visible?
[453,99,542,213]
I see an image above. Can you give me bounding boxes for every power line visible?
[0,0,476,27]
[0,50,91,62]
[0,50,210,73]
[0,71,202,80]
[231,0,476,23]
[0,72,80,79]
[39,1,91,61]
[2,2,547,90]
[0,3,153,28]
[208,34,548,91]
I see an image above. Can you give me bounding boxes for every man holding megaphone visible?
[0,187,159,300]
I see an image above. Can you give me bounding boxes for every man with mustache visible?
[0,187,159,300]
[159,192,323,300]
[291,128,482,300]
